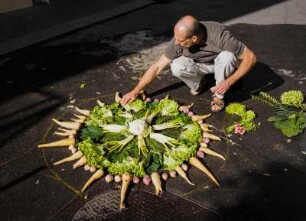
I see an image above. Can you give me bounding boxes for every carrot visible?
[175,166,195,186]
[189,157,220,186]
[81,169,104,192]
[75,106,90,116]
[115,92,122,103]
[54,128,77,136]
[37,138,75,148]
[53,151,83,166]
[199,146,225,161]
[203,132,221,141]
[52,119,81,130]
[120,172,132,209]
[151,172,162,196]
[191,113,212,122]
[73,156,87,169]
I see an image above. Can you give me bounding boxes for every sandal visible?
[210,95,225,112]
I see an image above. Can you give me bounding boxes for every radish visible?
[105,174,114,183]
[175,166,195,186]
[145,98,152,102]
[181,164,188,171]
[187,111,194,117]
[151,172,162,195]
[84,164,90,171]
[202,137,210,144]
[81,169,104,192]
[200,142,208,148]
[115,92,122,103]
[142,175,151,185]
[197,150,205,158]
[189,157,220,186]
[120,172,132,209]
[54,128,77,136]
[37,138,75,148]
[161,172,169,181]
[53,151,83,165]
[169,170,177,177]
[89,166,96,173]
[133,176,140,184]
[114,175,122,183]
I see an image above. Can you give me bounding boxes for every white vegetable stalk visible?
[152,121,181,130]
[149,132,177,149]
[128,119,148,136]
[102,124,127,133]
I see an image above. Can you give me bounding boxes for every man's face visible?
[174,29,194,48]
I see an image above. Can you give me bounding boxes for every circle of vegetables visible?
[78,95,202,177]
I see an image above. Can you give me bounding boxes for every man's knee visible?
[214,51,237,66]
[171,56,195,77]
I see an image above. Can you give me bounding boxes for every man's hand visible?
[120,90,139,105]
[210,80,232,95]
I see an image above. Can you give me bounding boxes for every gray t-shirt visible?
[164,21,245,64]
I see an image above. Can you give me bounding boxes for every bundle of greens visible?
[252,90,306,137]
[225,103,258,135]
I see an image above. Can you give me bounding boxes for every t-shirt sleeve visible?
[164,38,183,60]
[218,27,245,57]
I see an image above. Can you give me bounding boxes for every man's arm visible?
[120,54,171,105]
[210,46,257,95]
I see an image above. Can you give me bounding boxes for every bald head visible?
[174,15,201,38]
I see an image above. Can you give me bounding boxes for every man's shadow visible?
[203,62,284,102]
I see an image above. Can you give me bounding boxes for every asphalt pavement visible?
[0,0,305,220]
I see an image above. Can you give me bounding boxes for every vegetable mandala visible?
[38,93,225,208]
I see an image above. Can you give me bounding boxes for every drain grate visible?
[53,189,221,221]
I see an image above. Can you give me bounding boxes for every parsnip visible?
[81,169,104,192]
[97,100,105,107]
[175,166,195,186]
[52,119,81,130]
[189,157,220,186]
[203,132,221,141]
[73,156,87,169]
[53,151,83,165]
[75,107,90,116]
[37,138,75,148]
[199,146,225,161]
[179,103,194,111]
[120,172,132,209]
[54,128,76,136]
[200,124,212,132]
[151,172,162,195]
[191,113,212,122]
[115,92,121,103]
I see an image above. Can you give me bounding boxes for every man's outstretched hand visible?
[210,80,231,95]
[120,90,138,105]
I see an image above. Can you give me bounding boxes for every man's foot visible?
[210,95,225,112]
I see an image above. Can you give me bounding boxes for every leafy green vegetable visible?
[253,91,306,137]
[180,122,202,143]
[225,103,258,133]
[80,126,103,141]
[78,138,106,168]
[123,99,146,112]
[158,97,179,116]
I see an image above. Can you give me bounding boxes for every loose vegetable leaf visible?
[81,126,103,140]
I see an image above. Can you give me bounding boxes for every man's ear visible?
[191,35,198,43]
